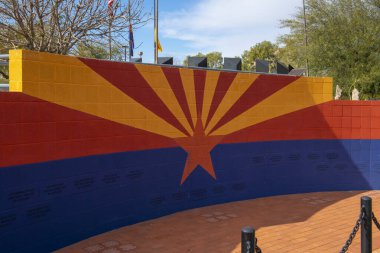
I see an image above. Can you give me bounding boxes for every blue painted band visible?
[0,139,379,252]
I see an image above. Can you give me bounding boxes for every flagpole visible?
[302,0,309,76]
[109,20,112,60]
[128,0,132,62]
[154,0,158,64]
[108,0,113,60]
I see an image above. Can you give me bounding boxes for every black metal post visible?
[361,196,372,253]
[242,226,255,253]
[122,46,127,62]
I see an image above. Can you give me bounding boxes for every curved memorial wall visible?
[1,50,380,252]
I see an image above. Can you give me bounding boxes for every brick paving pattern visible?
[56,191,380,253]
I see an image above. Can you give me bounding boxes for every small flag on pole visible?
[157,38,163,52]
[155,28,163,52]
[129,24,134,57]
[108,0,114,16]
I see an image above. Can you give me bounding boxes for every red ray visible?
[221,101,374,143]
[161,67,195,130]
[209,75,300,134]
[79,58,190,136]
[0,93,177,167]
[205,72,237,128]
[194,70,206,118]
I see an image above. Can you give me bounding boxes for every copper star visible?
[175,119,224,185]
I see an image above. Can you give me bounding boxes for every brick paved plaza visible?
[56,191,380,253]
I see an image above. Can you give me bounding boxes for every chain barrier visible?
[372,212,380,231]
[249,198,380,253]
[339,208,365,253]
[255,237,262,253]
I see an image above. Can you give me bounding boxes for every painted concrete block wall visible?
[0,50,380,252]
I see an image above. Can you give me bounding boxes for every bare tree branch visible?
[0,0,151,55]
[0,69,9,79]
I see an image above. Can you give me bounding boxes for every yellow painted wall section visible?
[135,64,193,135]
[179,68,197,127]
[9,50,23,92]
[205,73,259,134]
[211,77,333,136]
[15,50,186,138]
[8,50,333,139]
[201,71,220,126]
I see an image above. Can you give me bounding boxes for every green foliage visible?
[277,34,307,71]
[76,43,109,60]
[241,41,279,71]
[204,52,223,69]
[184,51,223,68]
[76,42,123,61]
[280,0,380,99]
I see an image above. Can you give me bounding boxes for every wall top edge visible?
[9,49,332,80]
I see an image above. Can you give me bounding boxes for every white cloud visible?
[161,0,301,57]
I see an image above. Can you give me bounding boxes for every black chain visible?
[255,237,262,253]
[372,212,380,231]
[339,208,365,253]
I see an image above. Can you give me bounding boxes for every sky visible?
[133,0,302,64]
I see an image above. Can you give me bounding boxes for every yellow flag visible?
[155,28,163,52]
[157,39,163,52]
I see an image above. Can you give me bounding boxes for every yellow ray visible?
[12,50,186,138]
[201,70,220,127]
[179,68,197,127]
[135,64,193,136]
[205,73,259,135]
[210,77,333,136]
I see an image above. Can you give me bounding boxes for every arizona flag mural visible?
[7,50,332,185]
[3,50,380,253]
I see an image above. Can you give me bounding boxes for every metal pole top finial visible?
[361,196,372,202]
[242,226,254,233]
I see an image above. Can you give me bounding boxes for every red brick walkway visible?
[56,191,380,253]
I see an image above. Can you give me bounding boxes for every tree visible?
[205,52,223,69]
[0,64,8,81]
[241,41,279,72]
[280,0,380,99]
[75,41,123,61]
[0,0,149,55]
[277,34,307,71]
[184,51,223,68]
